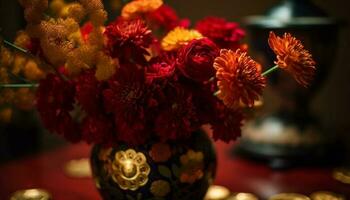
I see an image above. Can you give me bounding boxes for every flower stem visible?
[3,40,29,54]
[262,65,279,77]
[3,39,69,82]
[0,83,39,88]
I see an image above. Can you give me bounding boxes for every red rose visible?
[177,38,219,82]
[195,17,245,49]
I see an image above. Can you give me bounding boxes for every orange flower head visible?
[161,27,203,51]
[122,0,163,20]
[149,142,172,162]
[214,49,266,108]
[268,32,316,87]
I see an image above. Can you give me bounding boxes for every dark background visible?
[0,0,350,162]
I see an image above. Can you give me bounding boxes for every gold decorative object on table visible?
[10,188,51,200]
[269,193,310,200]
[310,191,345,200]
[228,193,259,200]
[204,185,231,200]
[111,149,150,191]
[64,158,91,178]
[333,168,350,184]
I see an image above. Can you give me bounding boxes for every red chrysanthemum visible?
[81,115,114,144]
[146,53,176,84]
[211,103,243,143]
[155,90,198,141]
[177,38,219,82]
[75,70,102,114]
[268,32,316,87]
[146,4,190,31]
[195,17,245,49]
[214,49,266,108]
[105,18,154,64]
[36,74,81,142]
[103,65,149,145]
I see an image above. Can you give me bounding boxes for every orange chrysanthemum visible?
[161,27,203,51]
[268,32,316,87]
[122,0,163,20]
[214,49,266,108]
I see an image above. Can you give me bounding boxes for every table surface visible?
[0,141,349,200]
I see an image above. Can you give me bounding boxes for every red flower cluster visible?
[34,8,249,145]
[36,74,81,142]
[34,2,314,146]
[195,17,245,49]
[146,5,190,31]
[105,18,154,64]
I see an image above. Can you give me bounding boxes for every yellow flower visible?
[12,54,27,75]
[179,150,204,184]
[14,31,31,49]
[0,89,15,105]
[24,60,45,81]
[60,3,86,22]
[90,9,108,27]
[88,27,105,48]
[50,0,66,15]
[0,68,10,83]
[122,0,163,20]
[161,27,203,51]
[0,107,13,123]
[150,180,171,197]
[112,149,150,191]
[66,45,98,76]
[0,47,14,67]
[95,53,117,81]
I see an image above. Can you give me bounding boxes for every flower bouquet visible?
[0,0,316,199]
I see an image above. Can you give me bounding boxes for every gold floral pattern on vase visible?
[111,149,150,191]
[179,150,204,183]
[150,180,171,197]
[149,142,172,162]
[90,130,217,200]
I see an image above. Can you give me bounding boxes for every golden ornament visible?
[269,193,310,200]
[310,191,345,200]
[333,167,350,184]
[228,193,259,200]
[10,188,51,200]
[112,149,150,191]
[204,185,231,200]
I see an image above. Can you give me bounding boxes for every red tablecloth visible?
[0,141,349,200]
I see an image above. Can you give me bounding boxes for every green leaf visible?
[126,194,135,200]
[171,164,181,178]
[158,165,172,178]
[137,193,142,200]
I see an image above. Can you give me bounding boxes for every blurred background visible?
[0,0,349,164]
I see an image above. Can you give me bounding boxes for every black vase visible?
[90,129,217,200]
